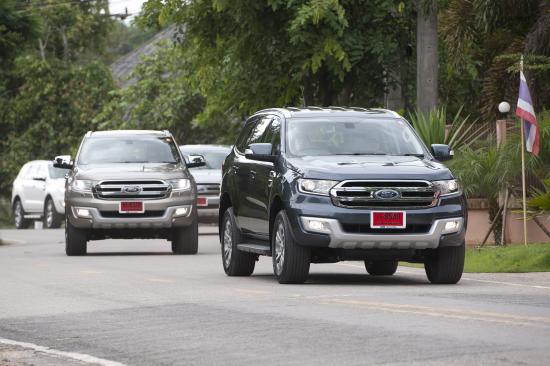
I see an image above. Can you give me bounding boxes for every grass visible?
[402,243,550,273]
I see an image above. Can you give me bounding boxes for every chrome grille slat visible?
[94,180,171,200]
[330,180,438,209]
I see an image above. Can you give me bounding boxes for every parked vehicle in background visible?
[56,130,204,256]
[11,160,69,229]
[219,107,467,284]
[180,145,231,223]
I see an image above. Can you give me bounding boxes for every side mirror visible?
[187,154,206,169]
[245,143,277,163]
[53,155,73,169]
[431,144,454,161]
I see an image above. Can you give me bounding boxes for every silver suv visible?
[55,130,204,256]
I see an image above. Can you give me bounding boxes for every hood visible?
[74,163,188,181]
[188,168,222,184]
[286,155,453,181]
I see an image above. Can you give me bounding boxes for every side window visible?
[37,162,47,178]
[26,163,38,179]
[261,117,281,154]
[18,164,31,179]
[235,118,258,153]
[244,116,272,149]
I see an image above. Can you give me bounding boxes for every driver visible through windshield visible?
[287,118,425,157]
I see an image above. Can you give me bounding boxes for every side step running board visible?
[237,243,271,256]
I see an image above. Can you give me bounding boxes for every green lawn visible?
[402,243,550,273]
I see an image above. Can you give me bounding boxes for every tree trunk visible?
[416,0,438,114]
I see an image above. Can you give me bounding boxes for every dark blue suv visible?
[219,107,467,284]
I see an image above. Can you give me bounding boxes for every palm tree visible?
[416,0,439,114]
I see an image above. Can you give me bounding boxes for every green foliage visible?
[0,57,116,197]
[529,179,550,213]
[408,105,486,149]
[95,43,239,145]
[139,0,414,120]
[0,0,39,66]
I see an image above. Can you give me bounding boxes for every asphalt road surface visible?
[1,227,549,366]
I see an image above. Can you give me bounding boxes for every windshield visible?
[48,165,69,179]
[287,118,425,157]
[78,136,181,165]
[180,148,230,169]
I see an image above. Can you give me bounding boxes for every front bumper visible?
[300,216,464,249]
[285,193,467,250]
[66,191,195,229]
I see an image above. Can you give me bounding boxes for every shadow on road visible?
[85,252,175,256]
[248,273,429,286]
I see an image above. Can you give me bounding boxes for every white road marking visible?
[0,337,128,366]
[337,262,550,290]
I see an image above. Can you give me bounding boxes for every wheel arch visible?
[219,192,232,239]
[269,195,285,245]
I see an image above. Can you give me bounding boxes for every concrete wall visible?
[466,203,550,246]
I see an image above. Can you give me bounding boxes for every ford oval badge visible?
[374,189,400,200]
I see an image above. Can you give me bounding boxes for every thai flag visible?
[515,71,540,156]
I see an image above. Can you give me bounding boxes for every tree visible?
[139,0,414,120]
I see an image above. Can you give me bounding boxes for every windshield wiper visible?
[394,153,425,158]
[334,153,387,156]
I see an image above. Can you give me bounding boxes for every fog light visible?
[174,206,191,217]
[76,208,91,218]
[301,217,332,234]
[443,219,461,234]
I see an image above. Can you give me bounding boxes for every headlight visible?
[167,178,191,191]
[72,179,94,192]
[298,179,338,196]
[432,179,460,196]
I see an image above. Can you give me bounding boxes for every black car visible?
[219,107,467,284]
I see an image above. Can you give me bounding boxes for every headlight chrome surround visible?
[298,179,338,196]
[432,179,460,196]
[71,179,94,193]
[167,178,191,191]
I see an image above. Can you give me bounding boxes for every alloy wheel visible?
[274,223,285,276]
[223,219,233,267]
[14,202,22,227]
[46,200,54,228]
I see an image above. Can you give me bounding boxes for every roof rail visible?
[85,131,93,137]
[285,107,301,111]
[255,108,291,118]
[328,106,347,111]
[348,106,371,112]
[305,106,324,110]
[370,108,401,117]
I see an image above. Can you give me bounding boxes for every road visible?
[0,228,549,366]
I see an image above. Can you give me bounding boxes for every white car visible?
[11,160,69,229]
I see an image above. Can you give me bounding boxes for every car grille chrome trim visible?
[330,180,438,209]
[94,180,171,200]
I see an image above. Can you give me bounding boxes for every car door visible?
[247,116,281,236]
[26,162,47,212]
[235,115,272,235]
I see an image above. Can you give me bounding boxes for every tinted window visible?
[261,117,281,154]
[244,116,272,149]
[78,136,181,165]
[287,118,424,157]
[235,119,257,153]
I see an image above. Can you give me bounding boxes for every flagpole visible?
[520,55,528,247]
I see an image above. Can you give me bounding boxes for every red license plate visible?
[371,211,406,228]
[197,197,208,207]
[119,201,144,213]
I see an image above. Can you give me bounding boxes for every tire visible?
[65,216,87,256]
[44,197,62,229]
[365,260,398,276]
[424,242,465,284]
[272,210,310,284]
[13,199,31,229]
[172,220,199,255]
[221,208,255,276]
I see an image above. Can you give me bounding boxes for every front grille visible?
[99,210,165,218]
[330,180,438,209]
[196,183,220,196]
[341,223,432,234]
[94,180,171,200]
